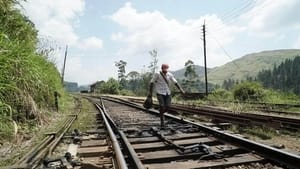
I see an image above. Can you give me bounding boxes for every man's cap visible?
[161,64,169,69]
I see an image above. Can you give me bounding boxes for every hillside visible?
[207,49,300,84]
[172,49,300,85]
[172,65,210,79]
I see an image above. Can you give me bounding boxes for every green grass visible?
[0,117,14,141]
[70,98,97,132]
[228,125,277,140]
[0,96,76,167]
[0,0,65,141]
[0,2,73,166]
[243,126,277,140]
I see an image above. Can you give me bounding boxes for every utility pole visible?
[202,21,208,96]
[61,45,68,85]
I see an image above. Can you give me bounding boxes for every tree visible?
[222,78,236,90]
[127,71,140,80]
[184,60,197,79]
[126,71,141,93]
[115,60,127,88]
[183,60,198,92]
[257,56,300,94]
[98,78,120,94]
[148,49,158,75]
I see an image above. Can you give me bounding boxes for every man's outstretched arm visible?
[175,83,185,94]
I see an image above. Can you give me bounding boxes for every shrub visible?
[233,82,265,102]
[98,78,120,94]
[208,88,233,101]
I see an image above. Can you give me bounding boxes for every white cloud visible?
[22,0,85,46]
[40,19,79,45]
[65,57,93,84]
[111,32,124,41]
[22,0,105,84]
[241,0,300,32]
[110,2,242,69]
[64,55,115,85]
[78,37,103,50]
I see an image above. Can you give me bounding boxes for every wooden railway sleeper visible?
[197,144,224,160]
[150,127,224,160]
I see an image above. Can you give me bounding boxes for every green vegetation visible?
[258,56,300,95]
[244,126,277,140]
[233,82,265,102]
[182,60,198,92]
[115,60,127,89]
[0,0,65,141]
[70,99,96,132]
[97,78,120,94]
[203,81,300,114]
[95,50,157,96]
[229,125,277,140]
[263,90,300,105]
[208,49,300,84]
[207,88,233,101]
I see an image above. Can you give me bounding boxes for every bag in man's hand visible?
[143,96,153,109]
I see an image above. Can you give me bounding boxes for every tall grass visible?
[0,0,64,141]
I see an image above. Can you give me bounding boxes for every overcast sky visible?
[21,0,300,85]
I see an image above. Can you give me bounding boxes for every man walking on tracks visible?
[148,64,185,128]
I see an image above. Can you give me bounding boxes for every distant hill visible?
[172,65,210,79]
[64,81,79,92]
[207,49,300,84]
[172,49,300,85]
[64,81,90,92]
[78,85,90,92]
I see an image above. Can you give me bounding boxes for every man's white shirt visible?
[150,72,178,95]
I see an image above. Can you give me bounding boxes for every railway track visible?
[99,96,300,169]
[74,98,127,169]
[42,98,127,169]
[7,97,82,169]
[5,96,300,168]
[119,96,300,131]
[4,97,126,169]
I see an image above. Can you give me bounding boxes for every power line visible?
[209,0,254,26]
[190,0,256,32]
[205,1,253,25]
[206,0,273,34]
[206,30,241,69]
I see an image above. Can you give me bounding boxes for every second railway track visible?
[96,96,300,169]
[121,97,300,131]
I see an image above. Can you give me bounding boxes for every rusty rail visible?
[7,98,81,169]
[93,101,128,169]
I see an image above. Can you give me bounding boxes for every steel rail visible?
[15,135,54,164]
[119,131,145,169]
[97,97,145,169]
[28,116,77,168]
[101,96,300,169]
[8,100,81,169]
[94,102,128,169]
[48,115,77,155]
